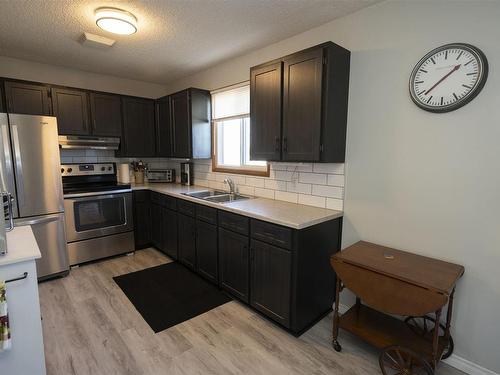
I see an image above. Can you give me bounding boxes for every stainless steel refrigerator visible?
[0,113,69,279]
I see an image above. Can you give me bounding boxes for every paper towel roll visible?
[118,163,130,183]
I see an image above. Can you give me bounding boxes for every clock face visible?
[409,43,488,113]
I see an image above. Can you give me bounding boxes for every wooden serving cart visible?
[330,241,464,375]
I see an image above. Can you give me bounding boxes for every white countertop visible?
[0,225,41,267]
[132,183,343,229]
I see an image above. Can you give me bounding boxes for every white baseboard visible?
[335,303,499,375]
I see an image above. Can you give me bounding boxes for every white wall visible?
[0,55,166,98]
[164,1,500,373]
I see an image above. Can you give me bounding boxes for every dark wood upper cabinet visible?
[51,87,90,135]
[156,96,173,157]
[282,48,323,161]
[4,81,51,116]
[170,88,211,159]
[89,93,122,137]
[250,239,291,327]
[249,42,350,163]
[121,97,156,157]
[250,61,282,161]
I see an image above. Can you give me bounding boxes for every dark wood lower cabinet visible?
[132,191,151,249]
[162,208,178,260]
[196,220,218,284]
[178,213,196,270]
[218,227,249,303]
[250,239,291,327]
[150,203,163,249]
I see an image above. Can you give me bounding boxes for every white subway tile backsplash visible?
[299,172,327,185]
[326,198,344,211]
[286,181,312,194]
[327,174,345,187]
[298,194,326,208]
[193,179,209,188]
[264,179,287,191]
[245,177,265,188]
[312,185,344,199]
[254,188,275,199]
[313,163,344,174]
[274,171,293,181]
[287,163,313,172]
[238,185,255,196]
[208,180,224,190]
[275,191,298,204]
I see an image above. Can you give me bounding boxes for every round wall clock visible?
[409,43,488,113]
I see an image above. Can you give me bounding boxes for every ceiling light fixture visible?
[95,7,137,35]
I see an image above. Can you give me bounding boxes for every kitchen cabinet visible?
[155,96,173,157]
[121,97,156,157]
[250,239,291,326]
[51,87,90,135]
[250,61,282,161]
[132,191,151,249]
[178,213,196,270]
[218,227,249,302]
[0,82,5,112]
[170,88,211,159]
[150,203,163,249]
[89,92,123,137]
[196,219,218,284]
[4,81,51,116]
[162,207,178,260]
[250,42,350,162]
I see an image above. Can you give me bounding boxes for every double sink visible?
[182,190,251,204]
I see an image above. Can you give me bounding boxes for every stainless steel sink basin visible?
[204,193,250,203]
[182,190,251,204]
[182,190,226,199]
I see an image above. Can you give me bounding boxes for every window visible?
[212,83,268,176]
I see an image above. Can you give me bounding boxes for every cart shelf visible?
[340,303,447,362]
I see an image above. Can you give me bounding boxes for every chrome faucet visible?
[223,178,236,194]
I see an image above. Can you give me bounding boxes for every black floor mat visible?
[113,262,231,333]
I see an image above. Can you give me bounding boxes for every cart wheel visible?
[405,316,454,359]
[332,340,342,352]
[379,345,434,375]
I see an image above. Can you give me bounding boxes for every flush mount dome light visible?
[95,7,137,35]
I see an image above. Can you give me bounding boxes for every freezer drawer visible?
[15,213,69,280]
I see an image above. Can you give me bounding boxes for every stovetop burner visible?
[61,162,131,195]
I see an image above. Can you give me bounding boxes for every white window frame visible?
[211,82,269,177]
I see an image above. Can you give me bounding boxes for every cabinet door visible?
[196,220,218,284]
[250,62,282,161]
[162,208,178,260]
[178,213,196,270]
[122,97,156,157]
[171,90,191,158]
[4,81,51,116]
[51,88,90,135]
[0,82,5,112]
[250,240,291,327]
[89,93,123,137]
[150,203,163,249]
[282,48,323,161]
[219,228,249,302]
[156,96,173,157]
[133,191,151,249]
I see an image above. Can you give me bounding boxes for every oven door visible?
[64,192,133,242]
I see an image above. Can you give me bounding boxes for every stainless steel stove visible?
[61,163,134,265]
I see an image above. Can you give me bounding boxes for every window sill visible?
[212,163,270,177]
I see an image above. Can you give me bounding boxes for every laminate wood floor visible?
[38,248,466,375]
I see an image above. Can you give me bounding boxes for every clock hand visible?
[424,64,461,95]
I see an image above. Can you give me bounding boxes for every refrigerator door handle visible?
[15,214,60,227]
[11,124,25,205]
[0,125,11,191]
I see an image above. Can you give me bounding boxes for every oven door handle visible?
[15,214,60,226]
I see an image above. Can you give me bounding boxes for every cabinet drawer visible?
[196,204,217,224]
[150,191,163,205]
[177,199,195,216]
[150,192,176,210]
[251,220,292,250]
[218,211,249,236]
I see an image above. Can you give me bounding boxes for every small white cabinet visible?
[0,227,46,375]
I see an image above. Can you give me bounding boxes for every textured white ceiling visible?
[0,0,381,84]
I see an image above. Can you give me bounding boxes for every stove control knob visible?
[61,168,64,174]
[67,168,73,173]
[101,166,106,171]
[108,166,112,171]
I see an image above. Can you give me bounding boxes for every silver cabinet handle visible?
[15,215,60,226]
